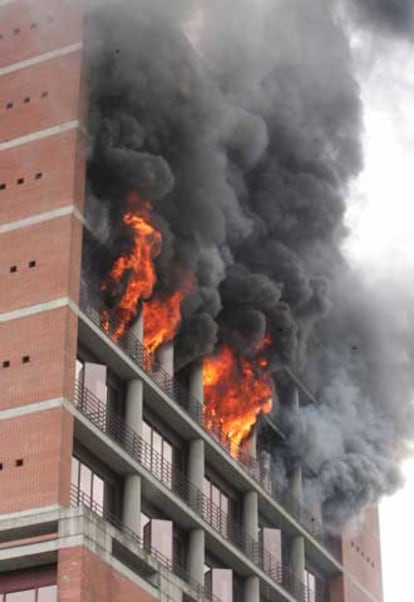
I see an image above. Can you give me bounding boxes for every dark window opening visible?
[17,178,24,185]
[28,261,36,268]
[0,184,6,190]
[6,102,13,110]
[10,266,17,273]
[2,361,10,369]
[22,356,30,364]
[15,459,24,467]
[34,173,43,180]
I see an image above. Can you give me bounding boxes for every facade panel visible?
[0,0,82,69]
[0,129,85,224]
[0,51,83,143]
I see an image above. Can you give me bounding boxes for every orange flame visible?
[204,343,273,449]
[143,289,186,355]
[100,192,162,340]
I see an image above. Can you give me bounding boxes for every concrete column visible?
[189,360,203,401]
[242,490,259,541]
[123,364,144,535]
[290,535,306,581]
[187,528,205,585]
[245,428,257,459]
[131,311,144,341]
[289,462,303,501]
[123,474,141,535]
[243,576,260,602]
[188,438,205,493]
[158,341,174,376]
[287,383,303,502]
[286,383,306,583]
[125,379,144,436]
[187,362,206,585]
[242,490,260,602]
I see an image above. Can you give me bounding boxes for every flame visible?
[143,268,194,356]
[204,342,273,449]
[143,290,186,355]
[100,192,162,340]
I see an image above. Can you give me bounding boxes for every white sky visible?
[344,36,414,601]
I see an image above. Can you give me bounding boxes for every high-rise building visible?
[0,1,384,601]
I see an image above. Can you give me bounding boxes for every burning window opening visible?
[203,343,274,451]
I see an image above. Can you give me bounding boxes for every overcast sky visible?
[344,35,414,601]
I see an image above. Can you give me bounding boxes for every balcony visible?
[70,482,220,602]
[74,381,327,602]
[77,288,340,562]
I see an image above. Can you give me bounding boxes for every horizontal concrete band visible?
[0,120,83,151]
[0,205,84,235]
[0,297,71,323]
[0,42,83,77]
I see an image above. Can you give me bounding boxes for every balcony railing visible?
[78,288,340,562]
[69,483,220,602]
[74,381,327,602]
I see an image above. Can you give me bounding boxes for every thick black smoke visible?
[84,0,414,530]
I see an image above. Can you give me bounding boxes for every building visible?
[0,1,383,601]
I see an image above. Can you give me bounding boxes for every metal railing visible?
[69,483,220,602]
[74,381,327,602]
[78,288,340,562]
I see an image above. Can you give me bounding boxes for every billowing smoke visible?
[84,0,414,530]
[345,0,414,36]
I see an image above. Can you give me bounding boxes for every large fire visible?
[204,343,273,449]
[100,192,162,341]
[143,290,187,355]
[100,191,189,355]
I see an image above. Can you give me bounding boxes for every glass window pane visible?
[75,359,84,383]
[37,586,57,602]
[212,485,220,507]
[143,422,152,445]
[153,431,162,455]
[71,457,79,487]
[220,493,229,515]
[79,463,92,499]
[163,441,172,465]
[6,591,36,602]
[92,473,104,509]
[204,478,210,498]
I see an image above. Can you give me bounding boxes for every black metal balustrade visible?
[69,484,220,602]
[74,381,327,602]
[79,288,340,562]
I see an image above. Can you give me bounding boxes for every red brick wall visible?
[330,506,383,602]
[0,50,83,143]
[0,306,79,410]
[0,0,86,524]
[0,215,82,314]
[58,547,158,602]
[0,129,85,224]
[0,0,83,69]
[0,407,73,514]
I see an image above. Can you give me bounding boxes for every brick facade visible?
[58,547,157,602]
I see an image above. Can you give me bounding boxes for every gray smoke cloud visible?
[84,0,414,530]
[345,0,414,36]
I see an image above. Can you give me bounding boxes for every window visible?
[203,477,229,537]
[1,587,56,602]
[0,568,56,602]
[71,456,110,517]
[142,420,173,488]
[304,569,316,602]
